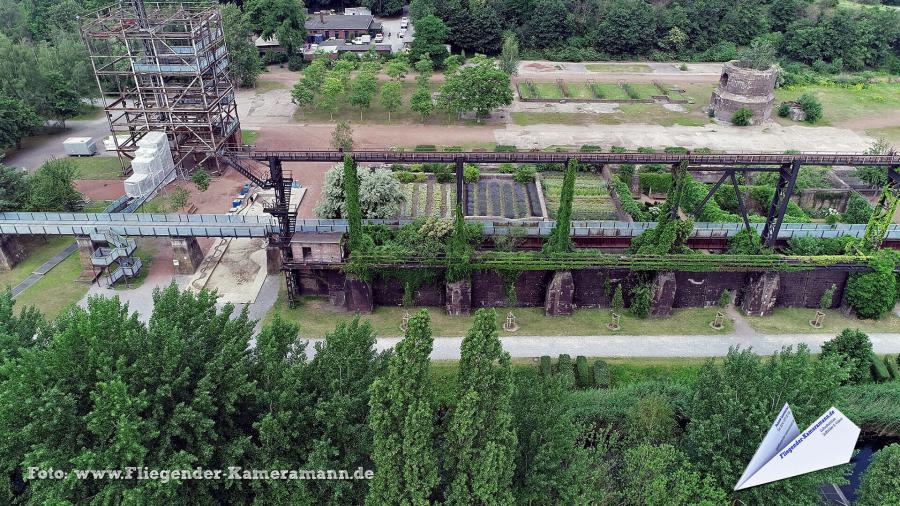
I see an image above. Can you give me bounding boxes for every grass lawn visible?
[293,82,442,124]
[566,82,596,99]
[866,126,900,147]
[264,284,735,338]
[745,308,900,334]
[625,83,663,99]
[774,82,900,126]
[67,156,125,180]
[253,80,288,93]
[70,105,104,121]
[593,83,630,100]
[0,237,72,291]
[585,63,653,73]
[13,252,88,319]
[532,82,564,99]
[242,129,260,145]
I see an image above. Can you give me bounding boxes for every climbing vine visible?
[543,158,577,254]
[630,161,694,255]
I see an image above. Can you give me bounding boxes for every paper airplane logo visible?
[734,403,860,490]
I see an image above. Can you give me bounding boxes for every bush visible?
[593,359,611,388]
[884,356,899,380]
[463,164,480,183]
[846,251,898,319]
[513,165,536,183]
[843,193,873,224]
[395,171,416,183]
[718,290,731,308]
[435,165,453,183]
[414,144,436,152]
[856,444,900,506]
[871,356,891,383]
[610,177,648,221]
[610,146,627,153]
[731,107,754,126]
[663,146,688,154]
[498,163,515,173]
[575,356,591,388]
[819,284,837,310]
[494,144,517,152]
[797,93,823,123]
[638,173,673,194]
[821,329,874,384]
[557,354,574,386]
[777,102,791,118]
[629,284,651,319]
[612,285,625,312]
[728,228,763,255]
[579,144,602,152]
[539,355,552,377]
[443,145,463,152]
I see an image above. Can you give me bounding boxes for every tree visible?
[438,55,513,120]
[855,138,892,188]
[846,250,898,319]
[612,284,624,313]
[856,444,900,506]
[367,310,439,505]
[385,59,408,81]
[797,92,823,123]
[820,329,873,384]
[445,309,516,505]
[594,0,657,55]
[736,38,776,70]
[319,74,345,120]
[522,0,572,50]
[544,158,577,253]
[331,120,353,152]
[168,186,191,211]
[342,154,363,252]
[26,159,82,211]
[414,56,434,84]
[512,371,589,504]
[686,346,849,505]
[303,317,387,504]
[301,58,329,93]
[379,81,402,123]
[0,163,28,211]
[409,15,450,68]
[243,0,306,57]
[0,92,41,149]
[410,83,434,123]
[191,169,210,191]
[843,192,873,224]
[222,3,262,87]
[619,444,726,506]
[499,31,519,75]
[362,0,404,16]
[43,71,80,129]
[348,71,377,120]
[315,165,405,219]
[291,80,314,108]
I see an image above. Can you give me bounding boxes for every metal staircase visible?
[221,155,270,188]
[90,230,143,287]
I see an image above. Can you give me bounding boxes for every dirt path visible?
[835,109,900,131]
[256,123,498,150]
[76,179,126,200]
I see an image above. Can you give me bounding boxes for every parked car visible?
[400,17,409,28]
[399,28,407,38]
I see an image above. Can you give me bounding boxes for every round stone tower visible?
[708,60,778,125]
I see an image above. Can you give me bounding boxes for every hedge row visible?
[539,355,612,389]
[610,176,649,221]
[638,173,673,194]
[873,354,900,383]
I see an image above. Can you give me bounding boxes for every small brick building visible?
[305,12,381,41]
[709,60,778,125]
[290,232,344,263]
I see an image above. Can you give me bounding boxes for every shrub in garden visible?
[871,356,891,383]
[663,146,688,154]
[494,145,517,152]
[414,144,436,152]
[884,356,899,380]
[612,285,624,312]
[618,164,635,182]
[727,229,763,255]
[731,107,753,126]
[443,145,463,152]
[821,329,874,384]
[846,251,898,319]
[718,290,731,308]
[395,171,416,183]
[843,192,873,224]
[797,93,823,123]
[513,165,536,183]
[557,354,574,387]
[778,102,791,118]
[610,146,627,153]
[539,355,552,377]
[498,163,515,173]
[463,164,480,183]
[637,147,656,154]
[435,165,453,183]
[579,145,602,152]
[610,177,647,221]
[629,284,651,319]
[639,173,673,194]
[819,284,836,310]
[592,360,611,388]
[575,356,591,388]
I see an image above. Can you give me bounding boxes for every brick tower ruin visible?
[708,60,778,125]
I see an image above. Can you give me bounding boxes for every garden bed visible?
[464,176,539,219]
[542,173,618,220]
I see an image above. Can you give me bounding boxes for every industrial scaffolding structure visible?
[81,1,241,175]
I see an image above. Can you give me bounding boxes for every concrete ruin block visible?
[650,271,677,317]
[266,239,283,275]
[75,234,98,279]
[544,270,574,316]
[709,60,778,125]
[171,237,204,275]
[445,279,472,316]
[344,276,373,314]
[741,272,780,317]
[0,235,29,271]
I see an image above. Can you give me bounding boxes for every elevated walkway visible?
[0,212,274,237]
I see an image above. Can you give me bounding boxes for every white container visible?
[361,35,371,44]
[103,135,129,151]
[137,131,168,150]
[63,137,97,156]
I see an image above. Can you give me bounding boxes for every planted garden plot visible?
[542,173,617,220]
[465,177,537,218]
[398,181,458,219]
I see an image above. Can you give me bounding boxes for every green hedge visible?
[610,176,649,221]
[414,144,436,152]
[575,356,591,388]
[871,356,891,383]
[884,355,899,380]
[539,355,552,377]
[639,173,673,194]
[593,359,611,388]
[494,145,518,152]
[558,354,574,386]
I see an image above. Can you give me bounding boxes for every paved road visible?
[4,117,112,171]
[343,332,900,360]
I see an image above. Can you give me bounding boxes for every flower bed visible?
[543,173,617,220]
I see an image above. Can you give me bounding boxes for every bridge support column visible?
[650,271,677,317]
[266,237,283,274]
[0,235,28,271]
[75,235,98,279]
[171,237,203,275]
[344,276,373,314]
[741,272,780,317]
[545,270,574,316]
[445,279,471,316]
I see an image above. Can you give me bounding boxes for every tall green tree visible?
[379,81,402,123]
[43,71,80,129]
[304,317,387,505]
[368,310,439,505]
[685,346,849,505]
[409,15,450,68]
[445,309,516,505]
[319,74,345,121]
[544,159,577,253]
[222,3,262,87]
[856,443,900,506]
[618,444,727,505]
[820,328,874,384]
[438,55,512,120]
[410,83,434,123]
[243,0,306,58]
[343,154,363,251]
[0,92,41,149]
[499,31,520,75]
[27,159,82,211]
[348,71,378,120]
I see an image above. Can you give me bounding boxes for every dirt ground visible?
[255,123,498,150]
[76,179,127,200]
